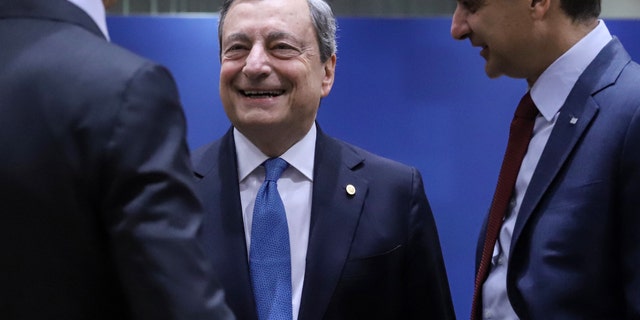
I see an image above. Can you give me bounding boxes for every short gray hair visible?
[218,0,337,62]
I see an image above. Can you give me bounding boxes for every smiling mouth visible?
[241,90,285,98]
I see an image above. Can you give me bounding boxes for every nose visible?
[451,3,471,40]
[242,45,271,78]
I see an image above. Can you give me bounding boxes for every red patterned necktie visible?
[470,92,538,320]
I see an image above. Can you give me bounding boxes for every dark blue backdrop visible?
[108,16,640,318]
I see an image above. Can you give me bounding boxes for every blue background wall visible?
[108,16,640,318]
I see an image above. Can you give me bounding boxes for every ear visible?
[530,0,551,19]
[102,0,118,9]
[321,54,337,97]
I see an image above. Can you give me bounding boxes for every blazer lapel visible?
[298,128,368,320]
[511,38,630,251]
[193,128,258,320]
[511,93,598,248]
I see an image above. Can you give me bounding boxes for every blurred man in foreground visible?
[0,0,233,319]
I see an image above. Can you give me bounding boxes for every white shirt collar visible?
[234,124,317,183]
[66,0,110,40]
[530,20,612,121]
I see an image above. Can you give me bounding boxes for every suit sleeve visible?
[407,168,456,319]
[100,62,233,320]
[621,104,640,317]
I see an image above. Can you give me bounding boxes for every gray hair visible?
[218,0,337,62]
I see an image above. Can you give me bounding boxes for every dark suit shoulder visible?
[1,14,184,194]
[592,57,640,118]
[326,134,418,176]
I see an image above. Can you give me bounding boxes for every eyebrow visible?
[265,31,297,42]
[224,33,251,44]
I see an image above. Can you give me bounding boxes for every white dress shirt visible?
[66,0,110,40]
[235,124,316,320]
[481,21,613,320]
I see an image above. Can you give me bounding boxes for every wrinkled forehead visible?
[228,1,310,22]
[226,0,311,17]
[222,0,313,36]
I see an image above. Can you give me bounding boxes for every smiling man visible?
[451,0,640,319]
[191,0,455,319]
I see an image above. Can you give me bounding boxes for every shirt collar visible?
[66,0,110,40]
[234,124,317,182]
[530,20,612,121]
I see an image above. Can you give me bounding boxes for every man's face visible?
[219,0,336,140]
[450,0,537,79]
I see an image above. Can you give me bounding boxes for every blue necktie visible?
[250,158,292,320]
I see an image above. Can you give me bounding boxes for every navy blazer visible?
[193,126,456,319]
[476,38,640,319]
[0,0,231,319]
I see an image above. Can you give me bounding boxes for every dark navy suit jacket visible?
[476,38,640,319]
[193,126,456,319]
[0,0,232,319]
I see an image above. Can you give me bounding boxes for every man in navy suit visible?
[452,0,640,318]
[0,0,233,319]
[192,0,455,318]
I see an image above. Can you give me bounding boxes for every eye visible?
[226,43,248,52]
[270,42,301,58]
[273,43,294,50]
[223,43,249,59]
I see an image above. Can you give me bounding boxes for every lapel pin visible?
[570,117,578,125]
[345,184,356,196]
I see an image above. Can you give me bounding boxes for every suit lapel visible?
[511,38,630,251]
[193,129,258,320]
[511,93,598,247]
[298,128,368,320]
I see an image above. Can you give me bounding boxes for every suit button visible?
[345,184,356,196]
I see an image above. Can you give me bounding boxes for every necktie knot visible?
[264,158,289,182]
[514,92,538,120]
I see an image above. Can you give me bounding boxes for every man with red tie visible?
[451,0,640,319]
